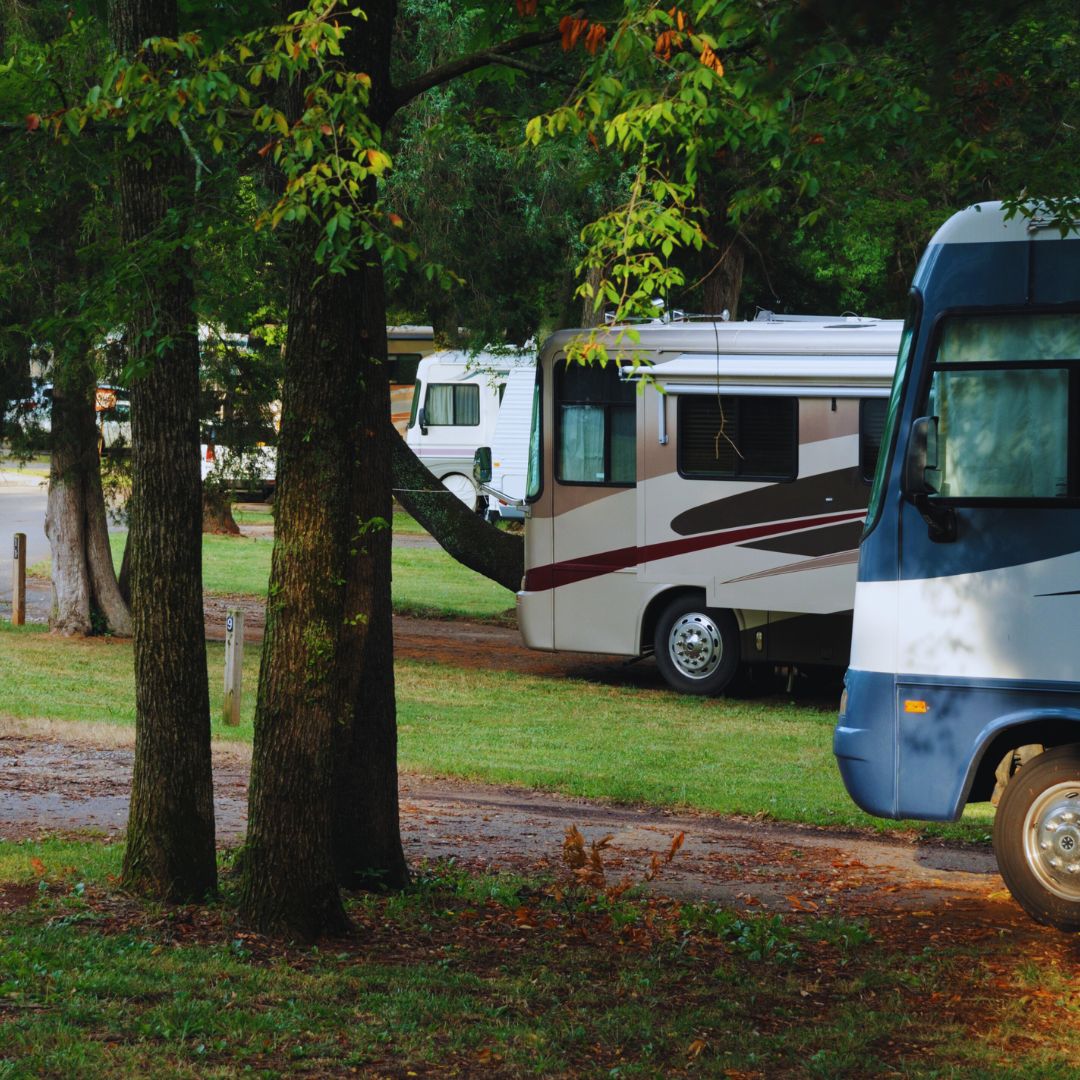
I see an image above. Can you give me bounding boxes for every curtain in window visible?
[426,384,455,425]
[933,369,1068,498]
[455,385,480,426]
[939,313,1080,364]
[559,405,605,482]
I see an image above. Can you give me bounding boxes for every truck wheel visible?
[441,473,478,512]
[993,745,1080,932]
[653,597,739,696]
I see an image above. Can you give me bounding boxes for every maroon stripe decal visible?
[523,510,866,593]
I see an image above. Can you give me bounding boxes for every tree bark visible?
[112,0,217,901]
[45,359,131,637]
[239,239,358,938]
[334,263,409,890]
[241,0,409,936]
[391,431,524,592]
[701,228,744,319]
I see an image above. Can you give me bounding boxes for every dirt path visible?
[1,722,1021,929]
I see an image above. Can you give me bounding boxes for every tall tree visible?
[110,0,217,900]
[0,9,131,637]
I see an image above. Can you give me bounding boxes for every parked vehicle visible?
[405,349,535,511]
[478,366,537,521]
[513,314,903,695]
[835,201,1080,932]
[4,382,130,454]
[387,325,437,435]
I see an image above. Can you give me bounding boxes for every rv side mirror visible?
[473,446,492,485]
[904,416,939,495]
[905,416,956,543]
[418,407,428,435]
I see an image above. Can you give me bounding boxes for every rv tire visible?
[440,472,479,513]
[993,744,1080,932]
[654,597,739,696]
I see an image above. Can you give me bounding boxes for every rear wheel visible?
[440,472,479,512]
[993,745,1080,932]
[653,597,739,696]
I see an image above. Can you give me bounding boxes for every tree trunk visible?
[391,431,524,592]
[239,243,358,938]
[202,486,240,535]
[112,0,217,901]
[701,228,744,319]
[240,0,408,937]
[334,265,409,891]
[579,262,606,328]
[45,361,132,637]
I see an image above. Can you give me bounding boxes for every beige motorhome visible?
[516,314,903,694]
[388,325,437,435]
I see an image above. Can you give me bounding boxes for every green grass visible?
[0,623,992,840]
[187,529,514,620]
[0,851,1073,1078]
[31,529,515,622]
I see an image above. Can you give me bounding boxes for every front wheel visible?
[993,745,1080,932]
[653,597,739,696]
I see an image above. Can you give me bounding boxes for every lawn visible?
[0,623,993,841]
[0,845,1074,1078]
[30,525,516,623]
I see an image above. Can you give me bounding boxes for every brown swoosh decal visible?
[670,467,868,536]
[523,509,865,592]
[719,548,859,585]
[738,520,864,558]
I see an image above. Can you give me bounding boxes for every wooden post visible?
[223,608,244,726]
[11,533,26,627]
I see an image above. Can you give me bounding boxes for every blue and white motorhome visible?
[835,201,1080,931]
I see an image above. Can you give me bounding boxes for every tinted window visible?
[556,360,636,486]
[678,396,797,481]
[860,398,888,483]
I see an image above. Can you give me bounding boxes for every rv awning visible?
[623,354,895,398]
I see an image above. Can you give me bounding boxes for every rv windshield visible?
[922,311,1080,499]
[864,297,920,535]
[526,365,542,501]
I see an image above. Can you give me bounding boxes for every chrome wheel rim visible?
[667,612,723,680]
[1023,780,1080,901]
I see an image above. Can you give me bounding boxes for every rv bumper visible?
[834,668,899,819]
[516,589,554,651]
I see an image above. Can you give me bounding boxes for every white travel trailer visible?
[516,315,903,694]
[406,349,535,511]
[482,365,537,521]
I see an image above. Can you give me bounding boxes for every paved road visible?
[0,472,48,607]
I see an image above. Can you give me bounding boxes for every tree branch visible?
[390,24,566,116]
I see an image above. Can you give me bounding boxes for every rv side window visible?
[678,396,797,481]
[407,382,422,429]
[555,360,636,486]
[526,366,543,501]
[859,399,888,482]
[923,312,1080,500]
[386,353,422,386]
[425,383,481,426]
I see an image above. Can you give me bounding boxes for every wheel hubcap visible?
[1024,781,1080,901]
[668,613,723,680]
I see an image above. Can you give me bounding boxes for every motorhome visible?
[387,325,437,435]
[836,201,1080,932]
[405,349,535,511]
[514,315,903,694]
